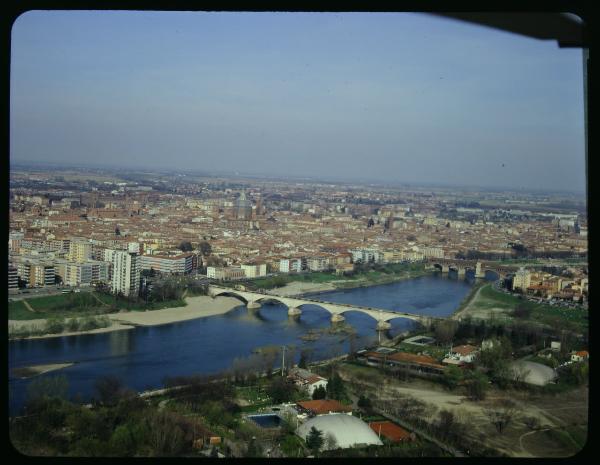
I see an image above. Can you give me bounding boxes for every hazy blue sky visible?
[11,11,586,191]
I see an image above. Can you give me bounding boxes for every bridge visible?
[426,258,519,278]
[208,285,443,331]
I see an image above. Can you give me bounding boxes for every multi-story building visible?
[30,262,55,287]
[68,239,93,263]
[512,267,531,292]
[307,256,330,272]
[206,266,246,280]
[279,258,303,273]
[420,246,444,259]
[350,248,382,264]
[139,253,195,274]
[240,263,267,278]
[56,259,109,286]
[110,250,140,297]
[8,265,18,290]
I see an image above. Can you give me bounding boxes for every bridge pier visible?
[441,265,450,273]
[475,262,485,279]
[376,320,391,331]
[330,314,345,324]
[288,307,302,317]
[457,267,466,277]
[247,301,261,310]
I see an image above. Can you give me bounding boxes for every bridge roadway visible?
[209,285,443,329]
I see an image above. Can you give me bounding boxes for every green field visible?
[8,293,105,320]
[468,284,588,331]
[9,291,187,321]
[93,292,187,312]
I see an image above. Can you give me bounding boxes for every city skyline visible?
[11,11,586,192]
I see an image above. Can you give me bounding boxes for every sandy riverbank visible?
[12,362,75,379]
[108,295,242,327]
[268,281,338,297]
[8,296,244,340]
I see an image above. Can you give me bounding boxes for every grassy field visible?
[9,291,187,320]
[464,284,588,331]
[8,293,105,320]
[94,292,187,312]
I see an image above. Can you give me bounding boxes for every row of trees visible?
[11,375,207,457]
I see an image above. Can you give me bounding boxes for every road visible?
[9,286,94,301]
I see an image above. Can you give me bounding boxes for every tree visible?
[245,437,263,457]
[199,241,212,256]
[436,409,456,440]
[477,337,513,388]
[178,241,193,252]
[312,385,327,400]
[435,320,458,345]
[465,370,489,401]
[267,377,296,404]
[326,371,346,401]
[26,375,69,408]
[324,432,338,451]
[306,426,324,456]
[442,365,463,390]
[94,375,125,406]
[485,400,519,434]
[357,395,372,410]
[524,416,540,431]
[298,350,310,369]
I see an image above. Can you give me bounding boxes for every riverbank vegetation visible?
[464,284,588,332]
[9,280,209,322]
[9,315,113,339]
[10,371,313,458]
[243,262,431,291]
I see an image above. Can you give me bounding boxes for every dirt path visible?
[22,299,37,313]
[90,292,109,307]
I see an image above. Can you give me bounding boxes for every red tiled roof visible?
[451,345,478,356]
[296,399,352,415]
[369,421,412,442]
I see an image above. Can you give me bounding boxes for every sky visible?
[10,11,586,192]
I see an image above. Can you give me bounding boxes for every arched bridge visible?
[209,285,443,330]
[426,258,518,278]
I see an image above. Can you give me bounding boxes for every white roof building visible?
[296,414,383,450]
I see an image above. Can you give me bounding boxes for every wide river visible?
[9,273,479,415]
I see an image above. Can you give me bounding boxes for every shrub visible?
[67,318,80,332]
[44,317,66,334]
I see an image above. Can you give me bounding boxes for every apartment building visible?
[240,263,267,278]
[206,266,246,280]
[68,239,93,263]
[139,253,195,274]
[512,268,531,292]
[279,257,303,273]
[8,265,18,290]
[110,250,140,297]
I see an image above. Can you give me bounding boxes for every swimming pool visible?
[248,414,284,428]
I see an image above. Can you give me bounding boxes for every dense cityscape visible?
[8,164,588,457]
[8,9,588,460]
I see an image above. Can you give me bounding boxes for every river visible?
[8,273,477,415]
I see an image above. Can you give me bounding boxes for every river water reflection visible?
[8,273,475,414]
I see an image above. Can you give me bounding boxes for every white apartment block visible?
[139,254,194,274]
[241,263,267,278]
[279,258,303,273]
[110,250,140,297]
[512,268,531,292]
